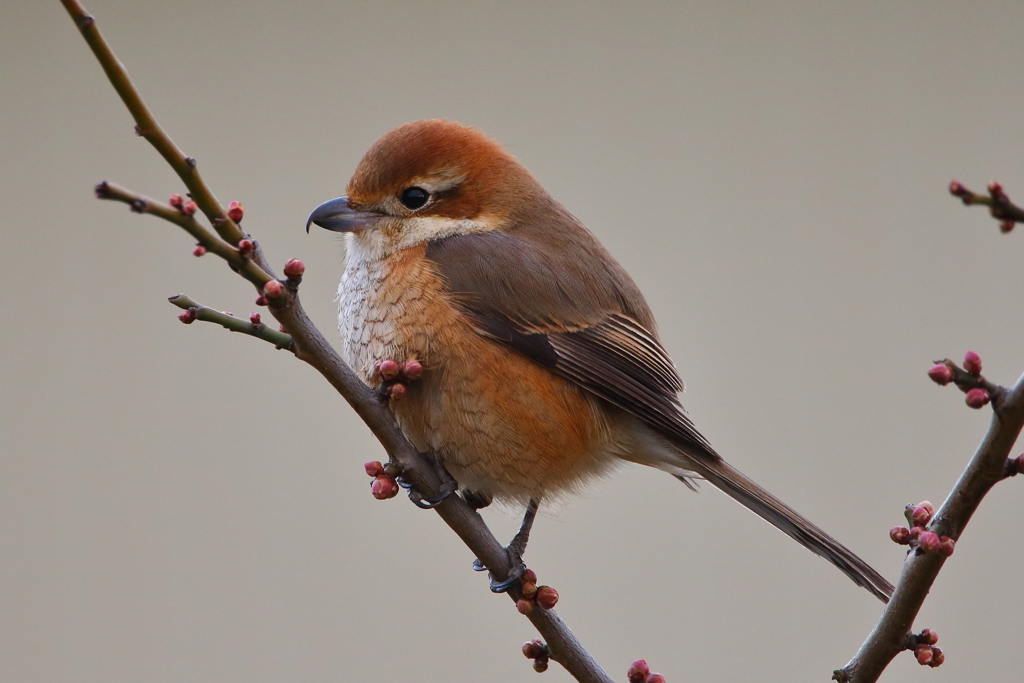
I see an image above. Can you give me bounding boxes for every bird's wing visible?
[425,230,718,457]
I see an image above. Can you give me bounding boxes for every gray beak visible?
[305,196,380,233]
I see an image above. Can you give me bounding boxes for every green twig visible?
[169,295,294,350]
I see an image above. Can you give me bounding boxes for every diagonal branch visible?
[60,2,614,681]
[833,370,1024,683]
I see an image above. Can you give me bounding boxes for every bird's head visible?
[307,120,543,253]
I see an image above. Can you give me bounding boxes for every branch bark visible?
[60,2,613,681]
[834,370,1024,682]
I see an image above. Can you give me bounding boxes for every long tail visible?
[678,456,894,602]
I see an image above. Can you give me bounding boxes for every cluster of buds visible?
[169,193,197,216]
[627,659,667,683]
[375,359,424,401]
[227,200,244,223]
[889,501,955,556]
[364,461,399,500]
[521,639,550,673]
[515,569,559,615]
[907,629,944,668]
[949,179,1019,233]
[927,352,991,409]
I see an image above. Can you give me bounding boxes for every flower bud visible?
[917,531,940,553]
[249,312,261,325]
[927,364,953,385]
[378,359,400,380]
[193,244,206,257]
[516,598,534,615]
[963,351,982,375]
[911,506,932,527]
[388,383,407,400]
[647,675,666,683]
[262,279,284,300]
[283,258,305,280]
[917,501,935,516]
[255,295,268,307]
[1000,220,1015,234]
[915,645,933,666]
[169,193,184,209]
[889,526,911,544]
[371,474,398,500]
[1015,454,1024,475]
[929,647,944,667]
[183,201,198,216]
[533,660,548,673]
[938,536,955,556]
[238,239,254,255]
[521,581,538,599]
[364,461,385,477]
[909,526,922,540]
[627,659,650,683]
[536,585,559,610]
[178,309,196,324]
[227,200,244,223]
[522,639,545,659]
[522,568,538,585]
[988,180,1004,198]
[402,359,424,381]
[919,629,938,645]
[965,388,990,409]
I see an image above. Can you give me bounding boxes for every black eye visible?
[400,186,430,210]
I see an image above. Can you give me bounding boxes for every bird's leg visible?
[372,357,424,402]
[474,497,541,593]
[396,450,458,509]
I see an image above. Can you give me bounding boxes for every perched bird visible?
[307,119,893,602]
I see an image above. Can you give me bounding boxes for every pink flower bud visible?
[965,388,990,409]
[536,585,559,609]
[516,598,534,615]
[1000,220,1015,233]
[249,312,261,325]
[889,526,911,544]
[227,200,244,223]
[193,244,206,257]
[402,359,424,381]
[178,309,196,324]
[988,180,1004,198]
[371,475,398,500]
[263,279,284,299]
[378,359,400,380]
[929,647,944,667]
[283,258,305,280]
[521,582,538,599]
[911,506,932,527]
[279,324,288,334]
[917,501,935,516]
[522,639,545,659]
[255,295,268,307]
[364,461,385,477]
[963,351,982,375]
[183,201,198,216]
[1015,454,1024,475]
[533,660,548,673]
[909,526,922,540]
[928,364,953,385]
[938,536,955,557]
[388,383,407,400]
[238,239,254,255]
[628,659,651,683]
[522,568,538,585]
[647,675,666,683]
[917,531,940,553]
[169,194,184,209]
[915,645,933,666]
[919,629,938,645]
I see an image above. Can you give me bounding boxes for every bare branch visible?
[834,369,1024,683]
[949,179,1024,232]
[168,295,294,350]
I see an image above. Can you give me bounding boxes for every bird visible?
[307,119,894,602]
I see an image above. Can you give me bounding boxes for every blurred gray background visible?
[3,1,1024,681]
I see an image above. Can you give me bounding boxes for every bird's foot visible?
[472,498,540,593]
[373,358,424,402]
[395,451,457,509]
[462,489,493,510]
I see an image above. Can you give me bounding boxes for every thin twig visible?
[60,3,613,681]
[833,372,1024,683]
[168,295,294,350]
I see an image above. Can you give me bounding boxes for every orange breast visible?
[338,243,618,503]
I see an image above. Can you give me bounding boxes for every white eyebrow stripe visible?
[411,171,467,195]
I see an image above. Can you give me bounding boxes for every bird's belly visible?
[338,246,618,503]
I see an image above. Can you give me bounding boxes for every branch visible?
[833,360,1024,683]
[949,179,1024,232]
[168,295,294,350]
[60,2,614,681]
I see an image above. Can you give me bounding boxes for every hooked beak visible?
[305,196,381,233]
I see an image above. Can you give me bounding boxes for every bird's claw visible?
[473,547,527,593]
[394,451,458,509]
